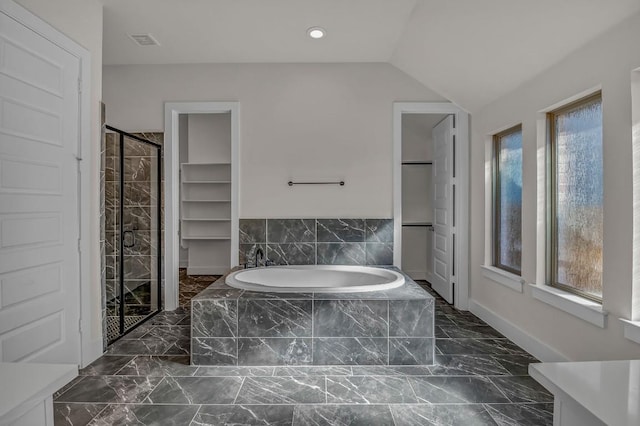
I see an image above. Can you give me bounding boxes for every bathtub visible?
[225,265,405,293]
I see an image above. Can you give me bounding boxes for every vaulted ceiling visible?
[101,0,640,111]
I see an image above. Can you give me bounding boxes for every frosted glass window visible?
[549,94,603,300]
[494,126,522,274]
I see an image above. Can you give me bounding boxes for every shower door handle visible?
[123,230,135,248]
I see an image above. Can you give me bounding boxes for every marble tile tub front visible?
[191,269,435,366]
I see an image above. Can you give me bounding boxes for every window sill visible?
[529,283,608,328]
[481,265,524,293]
[619,319,640,345]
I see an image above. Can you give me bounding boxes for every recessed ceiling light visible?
[307,27,325,39]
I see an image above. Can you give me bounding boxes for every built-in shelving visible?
[182,199,231,203]
[177,113,238,276]
[181,236,231,240]
[401,157,434,281]
[401,158,434,281]
[180,163,232,251]
[182,218,231,222]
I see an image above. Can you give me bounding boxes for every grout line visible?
[142,375,166,404]
[387,300,390,365]
[111,355,137,376]
[55,401,544,407]
[54,375,87,401]
[85,403,112,423]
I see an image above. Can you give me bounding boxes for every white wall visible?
[471,12,640,360]
[401,113,440,161]
[103,63,446,218]
[187,113,231,164]
[15,0,104,358]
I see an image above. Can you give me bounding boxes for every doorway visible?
[164,102,240,311]
[393,103,470,309]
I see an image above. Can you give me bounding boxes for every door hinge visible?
[77,238,82,253]
[452,134,456,179]
[77,78,82,94]
[78,319,83,333]
[452,282,456,305]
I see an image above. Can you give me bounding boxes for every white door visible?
[432,115,455,304]
[0,7,81,363]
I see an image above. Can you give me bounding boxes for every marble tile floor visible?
[54,282,553,425]
[179,269,222,308]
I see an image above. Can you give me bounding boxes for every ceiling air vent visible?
[128,34,160,47]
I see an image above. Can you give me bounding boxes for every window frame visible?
[546,91,603,303]
[492,124,523,276]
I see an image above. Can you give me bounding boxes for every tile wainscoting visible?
[239,218,393,266]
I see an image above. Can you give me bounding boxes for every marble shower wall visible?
[239,219,394,266]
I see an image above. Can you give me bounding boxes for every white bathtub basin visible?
[225,265,405,293]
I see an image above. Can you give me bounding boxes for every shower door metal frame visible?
[105,125,163,342]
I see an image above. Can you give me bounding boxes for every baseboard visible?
[426,271,433,284]
[179,260,188,268]
[404,270,427,281]
[187,266,229,275]
[81,337,104,368]
[468,299,568,362]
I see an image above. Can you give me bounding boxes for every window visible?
[493,125,523,275]
[547,92,603,301]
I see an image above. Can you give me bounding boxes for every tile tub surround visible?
[239,218,394,266]
[190,268,435,366]
[53,282,553,426]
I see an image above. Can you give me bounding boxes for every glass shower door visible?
[121,134,162,334]
[105,126,162,342]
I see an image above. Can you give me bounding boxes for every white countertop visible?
[529,360,640,426]
[0,362,77,421]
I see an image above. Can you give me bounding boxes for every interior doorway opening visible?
[393,103,470,309]
[399,113,448,282]
[164,102,240,311]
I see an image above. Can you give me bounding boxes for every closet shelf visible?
[401,161,432,165]
[181,199,231,203]
[182,162,231,166]
[402,222,433,227]
[182,236,231,240]
[180,160,233,261]
[182,180,231,184]
[182,218,231,222]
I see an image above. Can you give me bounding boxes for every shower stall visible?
[103,126,162,343]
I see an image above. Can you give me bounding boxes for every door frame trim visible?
[393,102,470,310]
[1,0,94,365]
[164,102,240,311]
